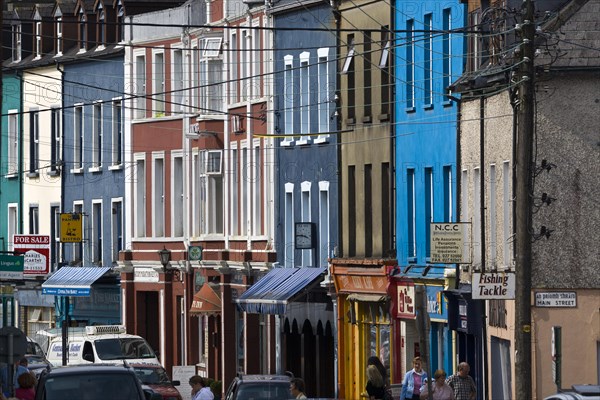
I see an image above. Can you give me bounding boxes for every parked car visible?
[224,374,292,400]
[24,354,52,379]
[34,364,163,400]
[130,363,182,400]
[544,384,600,400]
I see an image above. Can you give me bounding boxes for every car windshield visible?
[94,338,156,360]
[43,373,140,400]
[133,366,172,385]
[236,382,292,400]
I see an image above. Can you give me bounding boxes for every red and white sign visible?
[13,234,50,275]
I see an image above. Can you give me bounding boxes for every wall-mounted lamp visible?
[158,247,171,273]
[421,265,432,277]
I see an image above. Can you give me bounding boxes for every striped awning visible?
[236,267,326,315]
[42,267,112,296]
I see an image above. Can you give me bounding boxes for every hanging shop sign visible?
[396,282,416,319]
[13,234,50,276]
[472,272,516,299]
[430,223,471,264]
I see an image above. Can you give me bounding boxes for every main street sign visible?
[13,234,50,275]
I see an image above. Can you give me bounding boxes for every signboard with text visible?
[472,272,516,299]
[0,255,24,280]
[430,223,471,264]
[535,292,577,308]
[13,234,50,275]
[60,213,83,243]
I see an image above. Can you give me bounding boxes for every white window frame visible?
[72,202,84,262]
[91,101,103,170]
[318,181,330,268]
[252,140,262,235]
[50,107,61,174]
[301,181,312,266]
[12,24,22,62]
[134,153,146,237]
[489,164,497,267]
[407,168,416,259]
[229,144,239,235]
[79,9,87,52]
[251,20,261,99]
[134,51,146,119]
[111,98,123,168]
[229,32,238,102]
[7,111,19,175]
[73,104,84,172]
[7,204,19,252]
[35,21,42,59]
[56,17,63,56]
[203,38,222,57]
[298,52,311,145]
[240,27,249,100]
[29,110,40,174]
[171,46,184,114]
[152,152,165,237]
[199,39,224,115]
[206,150,223,175]
[152,49,165,117]
[473,168,481,266]
[282,55,294,146]
[111,198,123,263]
[424,13,433,107]
[284,183,294,267]
[192,149,203,237]
[91,200,103,264]
[315,48,331,143]
[341,37,355,74]
[171,151,184,238]
[502,161,511,267]
[240,144,249,235]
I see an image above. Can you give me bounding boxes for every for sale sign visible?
[13,235,50,275]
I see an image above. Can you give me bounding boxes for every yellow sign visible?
[60,213,83,243]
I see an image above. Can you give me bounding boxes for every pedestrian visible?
[400,356,428,400]
[15,372,36,400]
[189,375,214,400]
[1,358,30,397]
[366,356,393,400]
[289,377,307,399]
[445,362,476,400]
[420,369,455,400]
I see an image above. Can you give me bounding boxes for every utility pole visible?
[515,0,535,399]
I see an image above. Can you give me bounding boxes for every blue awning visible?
[236,267,326,315]
[42,267,112,296]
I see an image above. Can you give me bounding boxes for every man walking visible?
[445,362,476,400]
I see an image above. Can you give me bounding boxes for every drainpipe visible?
[479,96,488,400]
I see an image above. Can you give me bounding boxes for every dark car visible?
[34,364,163,400]
[544,385,600,400]
[130,363,183,400]
[224,374,292,400]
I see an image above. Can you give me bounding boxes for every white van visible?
[46,325,160,367]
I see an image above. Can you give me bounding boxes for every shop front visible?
[331,262,393,400]
[444,285,484,398]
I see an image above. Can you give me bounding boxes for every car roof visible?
[42,363,138,376]
[237,374,290,382]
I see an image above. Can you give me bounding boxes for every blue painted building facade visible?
[271,1,338,396]
[394,0,466,379]
[61,53,124,325]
